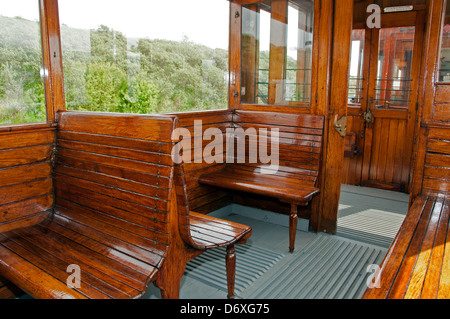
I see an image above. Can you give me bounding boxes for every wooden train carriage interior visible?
[0,0,449,300]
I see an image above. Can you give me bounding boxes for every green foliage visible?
[0,17,229,125]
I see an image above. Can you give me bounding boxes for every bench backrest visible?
[230,110,325,185]
[421,127,450,199]
[0,125,56,233]
[53,111,178,272]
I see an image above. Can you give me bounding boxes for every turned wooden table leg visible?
[289,204,298,253]
[226,244,236,299]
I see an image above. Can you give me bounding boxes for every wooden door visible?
[344,11,424,193]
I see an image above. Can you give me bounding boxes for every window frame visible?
[0,0,65,129]
[436,0,450,83]
[229,0,320,114]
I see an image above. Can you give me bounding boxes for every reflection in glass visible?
[0,1,46,124]
[375,27,415,109]
[438,1,450,82]
[348,29,365,105]
[59,1,229,114]
[241,0,314,106]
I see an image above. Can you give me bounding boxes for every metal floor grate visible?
[242,234,387,299]
[184,244,285,295]
[337,209,406,248]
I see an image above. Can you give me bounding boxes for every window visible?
[348,29,365,106]
[0,1,46,125]
[438,0,450,82]
[241,0,314,106]
[374,26,415,109]
[58,0,229,114]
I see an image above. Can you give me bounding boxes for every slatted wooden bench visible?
[0,111,252,299]
[0,111,180,299]
[174,163,252,299]
[362,195,449,299]
[198,110,324,252]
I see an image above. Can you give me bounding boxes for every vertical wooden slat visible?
[268,0,288,105]
[377,119,390,182]
[229,1,242,109]
[385,119,398,183]
[40,0,66,122]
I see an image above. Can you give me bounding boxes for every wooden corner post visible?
[39,0,66,122]
[313,0,353,234]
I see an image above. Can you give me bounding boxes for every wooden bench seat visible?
[198,166,320,204]
[174,163,252,299]
[198,110,324,252]
[0,111,179,299]
[187,212,252,249]
[363,195,449,299]
[0,111,252,299]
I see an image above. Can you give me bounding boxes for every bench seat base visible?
[0,208,163,299]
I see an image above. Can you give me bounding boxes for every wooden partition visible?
[171,110,234,213]
[410,0,450,202]
[0,124,56,233]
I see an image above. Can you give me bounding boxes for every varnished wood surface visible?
[169,110,233,214]
[422,127,450,198]
[173,157,252,299]
[0,275,23,299]
[199,110,324,251]
[199,167,319,204]
[0,127,55,233]
[363,195,449,299]
[0,111,179,299]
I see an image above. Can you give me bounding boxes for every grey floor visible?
[143,184,410,299]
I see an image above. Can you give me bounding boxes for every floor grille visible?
[337,209,406,248]
[184,244,285,295]
[242,234,387,299]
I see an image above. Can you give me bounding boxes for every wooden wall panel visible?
[0,127,56,233]
[432,84,450,123]
[170,110,233,213]
[342,114,364,185]
[365,118,409,189]
[422,127,450,198]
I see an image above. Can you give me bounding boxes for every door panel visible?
[343,11,424,193]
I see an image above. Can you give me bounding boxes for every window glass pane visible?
[58,0,229,113]
[241,0,314,106]
[375,26,415,109]
[438,0,450,82]
[0,1,46,125]
[348,29,365,106]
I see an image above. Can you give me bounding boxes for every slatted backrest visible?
[231,110,325,185]
[174,163,196,247]
[54,111,178,269]
[422,127,450,198]
[0,125,56,233]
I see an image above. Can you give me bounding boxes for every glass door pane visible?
[374,26,415,109]
[438,0,450,82]
[348,29,365,106]
[240,0,314,106]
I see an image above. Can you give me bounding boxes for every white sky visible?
[0,0,230,50]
